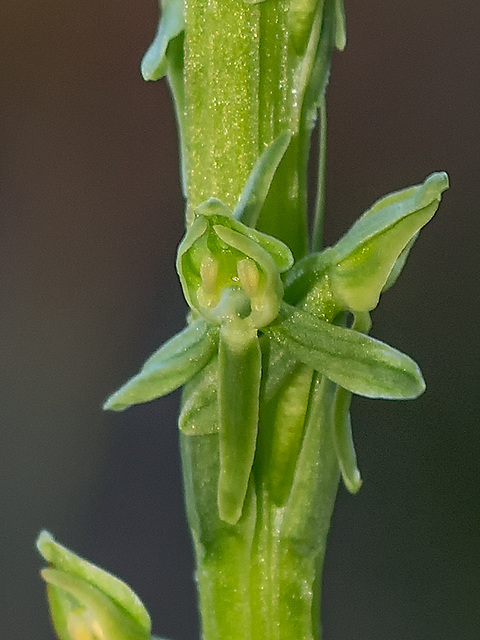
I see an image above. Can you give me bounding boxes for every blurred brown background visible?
[1,1,479,638]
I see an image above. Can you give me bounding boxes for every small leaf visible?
[266,304,425,399]
[103,319,218,411]
[179,357,219,435]
[218,318,261,525]
[37,531,151,640]
[141,0,184,81]
[176,200,292,329]
[233,131,292,228]
[333,385,362,494]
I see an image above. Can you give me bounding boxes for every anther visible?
[200,255,219,294]
[237,259,260,298]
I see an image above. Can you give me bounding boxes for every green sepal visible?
[233,130,292,228]
[179,357,219,435]
[334,0,346,51]
[333,385,362,494]
[37,531,151,640]
[266,303,425,399]
[218,318,261,524]
[103,319,218,411]
[195,200,293,272]
[329,172,449,312]
[141,0,184,81]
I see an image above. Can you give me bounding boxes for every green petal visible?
[266,304,425,399]
[218,318,261,524]
[141,0,184,81]
[233,131,292,228]
[103,319,218,411]
[37,531,151,635]
[179,357,219,435]
[333,385,362,494]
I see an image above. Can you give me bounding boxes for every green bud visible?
[329,172,449,312]
[141,0,184,82]
[176,199,293,330]
[36,531,152,640]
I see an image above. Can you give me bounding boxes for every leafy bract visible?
[288,0,325,56]
[179,357,219,435]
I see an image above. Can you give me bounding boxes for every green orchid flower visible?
[103,154,448,520]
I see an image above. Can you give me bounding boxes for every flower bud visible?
[329,172,448,312]
[36,531,152,640]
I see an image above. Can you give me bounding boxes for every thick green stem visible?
[180,0,339,638]
[181,376,339,640]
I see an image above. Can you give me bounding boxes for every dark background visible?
[1,1,479,639]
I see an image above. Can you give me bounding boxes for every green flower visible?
[176,198,293,331]
[103,145,449,521]
[37,531,153,640]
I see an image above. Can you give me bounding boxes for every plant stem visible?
[180,0,339,638]
[181,375,339,640]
